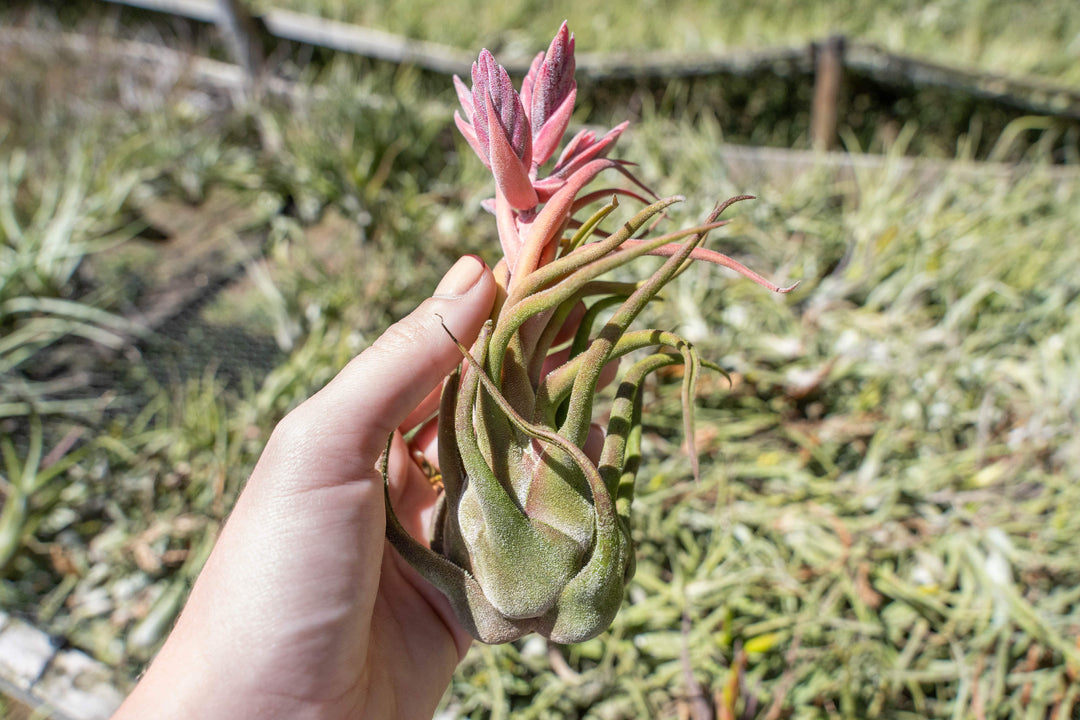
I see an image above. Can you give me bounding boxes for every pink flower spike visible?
[533,124,628,202]
[554,128,595,167]
[469,50,538,210]
[453,74,475,122]
[532,88,576,166]
[454,111,489,168]
[471,51,531,163]
[483,93,540,209]
[519,52,544,113]
[529,22,577,165]
[554,121,628,175]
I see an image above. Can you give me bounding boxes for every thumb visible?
[284,255,496,470]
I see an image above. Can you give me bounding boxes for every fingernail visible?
[434,255,485,298]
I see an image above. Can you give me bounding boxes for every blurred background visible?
[1,1,1078,718]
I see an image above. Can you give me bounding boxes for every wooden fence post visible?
[215,0,264,91]
[811,35,845,151]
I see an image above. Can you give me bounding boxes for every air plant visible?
[384,22,794,644]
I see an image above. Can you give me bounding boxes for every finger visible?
[553,301,586,345]
[286,255,496,470]
[408,418,440,470]
[541,345,571,378]
[584,423,605,465]
[597,356,620,391]
[541,351,620,393]
[388,432,440,541]
[400,384,443,436]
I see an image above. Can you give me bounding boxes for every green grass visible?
[254,0,1080,85]
[1,9,1079,719]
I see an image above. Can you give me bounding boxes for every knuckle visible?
[266,403,321,461]
[370,310,438,357]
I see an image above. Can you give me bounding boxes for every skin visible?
[113,255,497,720]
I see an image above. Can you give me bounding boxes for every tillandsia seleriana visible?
[383,22,794,644]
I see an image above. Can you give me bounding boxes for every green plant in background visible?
[384,23,794,643]
[0,135,148,573]
[0,138,146,418]
[0,415,93,570]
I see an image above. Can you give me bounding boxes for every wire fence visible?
[95,0,1080,124]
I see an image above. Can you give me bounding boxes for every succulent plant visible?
[384,22,793,644]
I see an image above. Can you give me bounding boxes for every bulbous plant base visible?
[382,350,636,644]
[385,479,629,645]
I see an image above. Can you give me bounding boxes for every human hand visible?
[113,255,496,720]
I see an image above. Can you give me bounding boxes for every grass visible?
[2,7,1079,718]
